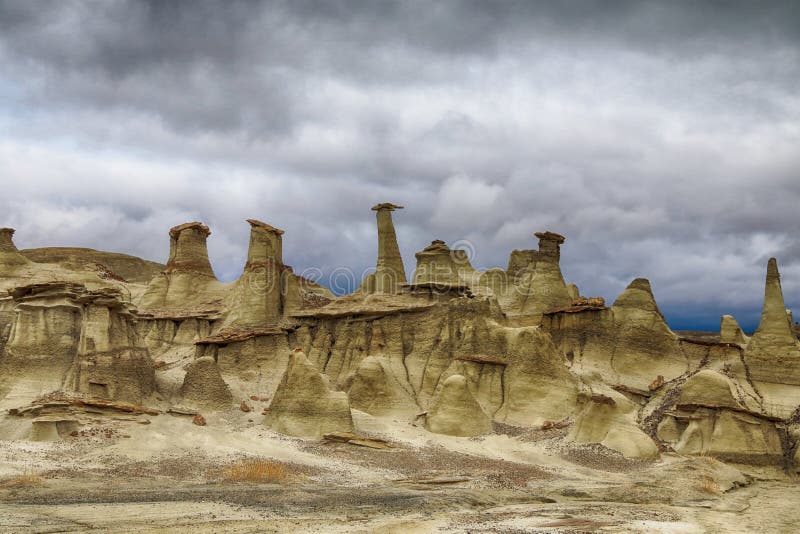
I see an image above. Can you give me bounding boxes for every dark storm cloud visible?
[0,0,799,331]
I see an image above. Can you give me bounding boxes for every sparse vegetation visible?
[697,474,721,495]
[0,473,43,489]
[221,459,291,483]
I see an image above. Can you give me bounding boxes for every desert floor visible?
[1,409,798,533]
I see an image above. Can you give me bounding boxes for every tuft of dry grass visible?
[0,473,44,489]
[221,459,290,483]
[697,474,721,495]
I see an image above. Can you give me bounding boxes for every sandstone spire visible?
[226,219,285,328]
[166,222,215,277]
[747,258,800,356]
[371,203,407,293]
[0,228,31,267]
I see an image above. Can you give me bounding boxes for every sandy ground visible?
[1,409,799,533]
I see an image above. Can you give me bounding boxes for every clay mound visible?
[425,374,492,437]
[347,356,420,417]
[266,350,354,437]
[720,315,747,345]
[179,356,234,410]
[20,247,164,284]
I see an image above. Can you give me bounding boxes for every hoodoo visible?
[371,203,407,293]
[411,240,474,288]
[225,219,285,328]
[746,258,800,358]
[505,231,572,319]
[140,221,226,311]
[0,228,31,268]
[166,222,215,277]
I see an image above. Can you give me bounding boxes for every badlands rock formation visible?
[1,207,799,473]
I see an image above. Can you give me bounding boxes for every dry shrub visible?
[0,473,43,489]
[221,459,289,483]
[697,474,721,495]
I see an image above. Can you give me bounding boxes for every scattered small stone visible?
[193,414,206,426]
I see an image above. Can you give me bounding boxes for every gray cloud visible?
[1,0,799,331]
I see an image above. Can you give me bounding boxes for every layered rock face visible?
[2,206,800,469]
[2,282,154,404]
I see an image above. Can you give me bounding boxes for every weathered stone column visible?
[371,203,407,293]
[0,228,30,267]
[166,222,215,277]
[240,219,284,327]
[747,258,800,356]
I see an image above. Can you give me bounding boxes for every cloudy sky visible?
[1,1,799,330]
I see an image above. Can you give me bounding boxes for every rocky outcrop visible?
[746,258,800,359]
[139,222,228,312]
[425,374,492,437]
[720,315,747,345]
[224,219,285,328]
[20,247,164,284]
[179,356,233,410]
[411,240,475,289]
[503,232,572,321]
[744,258,800,419]
[265,349,354,437]
[366,203,408,294]
[568,388,660,460]
[347,355,420,418]
[62,287,155,403]
[0,228,31,269]
[544,278,689,392]
[4,207,800,468]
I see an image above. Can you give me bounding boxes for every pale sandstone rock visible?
[223,219,285,328]
[347,355,420,418]
[568,388,660,460]
[425,374,492,437]
[371,203,407,294]
[503,232,572,320]
[674,409,783,464]
[266,350,354,437]
[677,370,744,411]
[140,222,229,312]
[720,314,747,345]
[744,258,800,418]
[567,283,580,300]
[411,240,475,288]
